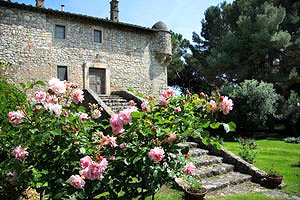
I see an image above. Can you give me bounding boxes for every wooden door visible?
[89,68,106,95]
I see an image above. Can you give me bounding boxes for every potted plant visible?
[266,163,283,188]
[182,176,208,200]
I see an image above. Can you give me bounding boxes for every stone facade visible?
[0,1,172,96]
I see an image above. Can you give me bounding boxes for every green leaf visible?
[79,147,86,154]
[181,147,189,154]
[49,129,62,136]
[153,169,158,178]
[210,122,220,129]
[34,80,46,86]
[228,122,236,131]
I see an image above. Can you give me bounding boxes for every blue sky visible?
[13,0,233,41]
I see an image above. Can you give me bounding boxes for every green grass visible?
[224,139,300,195]
[207,193,284,200]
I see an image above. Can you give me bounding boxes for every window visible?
[55,25,65,39]
[57,66,68,81]
[94,30,102,43]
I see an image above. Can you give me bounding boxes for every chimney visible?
[110,0,119,22]
[61,5,65,12]
[36,0,44,8]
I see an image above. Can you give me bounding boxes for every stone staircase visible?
[100,94,132,113]
[177,142,253,193]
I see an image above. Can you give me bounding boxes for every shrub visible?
[284,137,300,144]
[1,67,235,199]
[237,137,257,163]
[223,79,279,133]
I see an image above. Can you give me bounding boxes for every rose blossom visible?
[46,103,62,115]
[129,100,135,106]
[34,91,47,102]
[119,108,137,125]
[80,113,88,120]
[207,100,217,113]
[80,159,108,180]
[167,133,177,143]
[141,100,150,112]
[45,95,58,103]
[12,146,28,159]
[110,114,124,134]
[159,96,167,106]
[175,107,181,113]
[72,89,84,104]
[48,78,66,94]
[80,156,92,169]
[219,96,233,115]
[148,147,165,163]
[8,111,24,125]
[161,88,175,99]
[119,143,127,150]
[183,162,196,175]
[91,109,101,119]
[70,175,85,189]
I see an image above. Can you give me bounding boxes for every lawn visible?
[224,139,300,196]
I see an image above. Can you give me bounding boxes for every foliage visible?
[223,79,279,133]
[224,138,300,195]
[0,69,103,199]
[284,137,300,144]
[192,0,300,86]
[82,89,235,199]
[236,137,257,164]
[267,163,282,178]
[1,65,236,199]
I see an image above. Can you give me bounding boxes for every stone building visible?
[0,0,172,96]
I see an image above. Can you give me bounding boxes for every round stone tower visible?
[152,21,172,64]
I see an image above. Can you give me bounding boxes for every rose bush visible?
[69,89,236,199]
[1,62,235,199]
[0,70,103,199]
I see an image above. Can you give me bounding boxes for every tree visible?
[192,0,300,88]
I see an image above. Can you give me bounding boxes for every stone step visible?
[104,102,129,106]
[194,163,234,178]
[202,171,252,192]
[177,142,198,149]
[192,154,223,167]
[188,148,209,157]
[102,99,128,103]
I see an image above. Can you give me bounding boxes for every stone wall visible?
[0,2,171,96]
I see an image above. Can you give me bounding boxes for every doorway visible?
[89,68,106,95]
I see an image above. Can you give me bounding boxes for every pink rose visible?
[207,100,217,113]
[167,133,177,143]
[183,162,196,175]
[161,88,175,99]
[72,89,84,104]
[219,96,233,115]
[70,175,85,189]
[128,100,135,106]
[8,111,24,125]
[119,143,127,150]
[159,96,167,106]
[110,114,124,134]
[45,103,62,115]
[80,113,88,121]
[80,159,108,180]
[34,91,47,102]
[119,108,136,125]
[80,156,92,169]
[12,146,28,159]
[48,78,66,94]
[91,109,101,119]
[45,95,58,103]
[141,100,150,112]
[175,107,181,113]
[148,147,165,163]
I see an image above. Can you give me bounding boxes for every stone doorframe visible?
[83,62,111,95]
